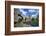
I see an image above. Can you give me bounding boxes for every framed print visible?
[5,1,45,35]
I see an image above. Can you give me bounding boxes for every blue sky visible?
[19,8,39,17]
[14,8,39,18]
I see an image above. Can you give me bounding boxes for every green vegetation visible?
[31,17,39,26]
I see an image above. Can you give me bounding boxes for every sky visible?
[14,8,39,18]
[19,8,39,17]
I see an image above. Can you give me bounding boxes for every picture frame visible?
[5,1,45,35]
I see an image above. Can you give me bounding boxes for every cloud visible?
[28,9,36,13]
[32,12,39,18]
[19,8,39,17]
[19,9,27,16]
